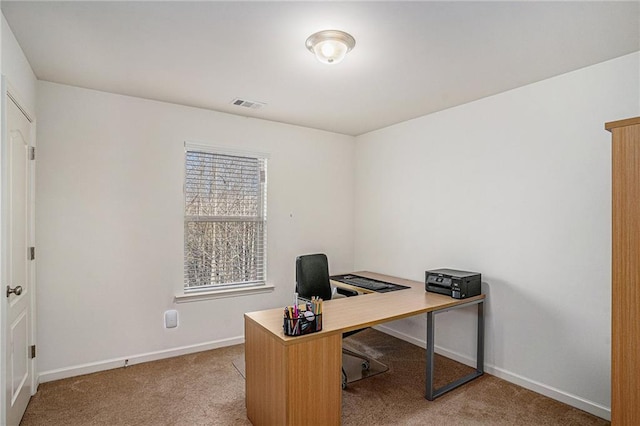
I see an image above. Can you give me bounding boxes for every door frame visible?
[0,76,38,425]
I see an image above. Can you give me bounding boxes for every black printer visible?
[425,269,481,299]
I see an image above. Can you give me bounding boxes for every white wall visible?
[35,81,355,379]
[1,13,37,114]
[354,52,640,419]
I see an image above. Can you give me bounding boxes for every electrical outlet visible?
[164,310,178,328]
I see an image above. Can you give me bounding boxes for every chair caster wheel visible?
[362,360,370,370]
[342,370,348,390]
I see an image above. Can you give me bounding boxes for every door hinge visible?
[29,246,35,260]
[30,345,36,359]
[29,146,35,160]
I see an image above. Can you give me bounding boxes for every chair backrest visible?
[295,253,333,301]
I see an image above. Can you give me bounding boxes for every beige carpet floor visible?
[20,329,609,425]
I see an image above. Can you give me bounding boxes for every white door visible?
[2,91,35,426]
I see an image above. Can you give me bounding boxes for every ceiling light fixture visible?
[305,30,355,65]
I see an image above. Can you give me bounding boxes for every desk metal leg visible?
[426,310,436,400]
[425,299,485,401]
[477,301,485,374]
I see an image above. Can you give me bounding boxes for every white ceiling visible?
[2,1,639,136]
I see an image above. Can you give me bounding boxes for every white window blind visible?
[184,146,267,291]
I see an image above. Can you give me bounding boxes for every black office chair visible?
[295,253,371,389]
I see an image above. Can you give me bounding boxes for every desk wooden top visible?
[244,271,485,345]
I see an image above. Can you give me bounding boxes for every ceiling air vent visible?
[231,98,266,110]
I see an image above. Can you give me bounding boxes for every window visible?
[184,144,267,292]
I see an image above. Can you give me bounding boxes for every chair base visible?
[341,349,388,389]
[342,347,371,368]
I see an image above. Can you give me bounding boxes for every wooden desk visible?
[244,272,485,426]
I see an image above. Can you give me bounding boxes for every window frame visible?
[177,142,273,302]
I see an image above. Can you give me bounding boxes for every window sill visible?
[174,284,275,303]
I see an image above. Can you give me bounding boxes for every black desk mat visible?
[330,274,410,293]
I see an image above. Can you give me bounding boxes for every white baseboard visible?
[37,335,245,384]
[373,324,611,421]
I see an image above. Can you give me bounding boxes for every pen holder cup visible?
[283,312,322,336]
